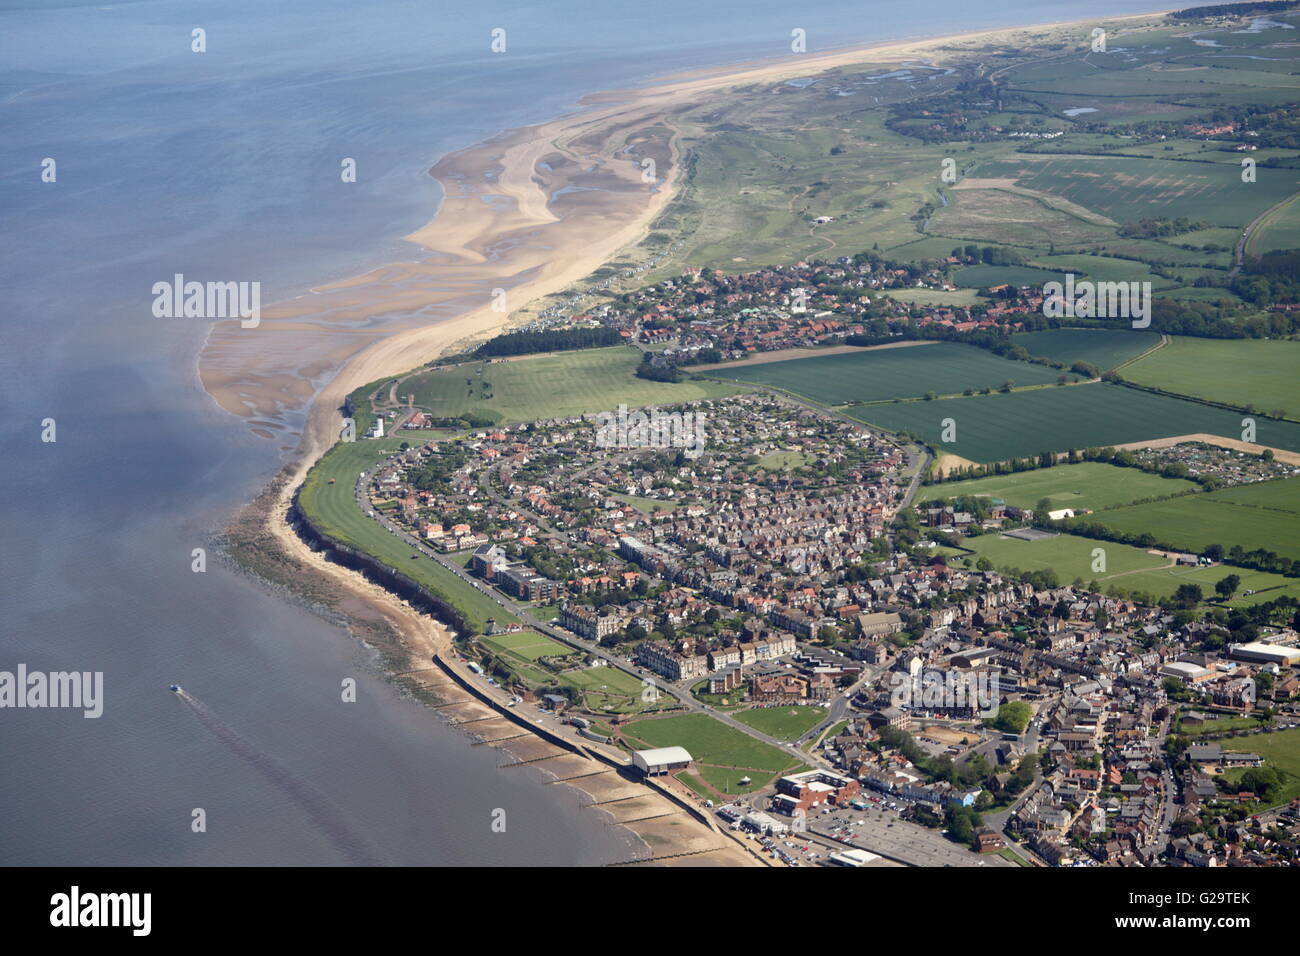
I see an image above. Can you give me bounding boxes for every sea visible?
[0,0,1164,865]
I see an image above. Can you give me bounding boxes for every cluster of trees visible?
[1171,1,1298,20]
[1118,217,1207,239]
[877,726,990,789]
[634,353,684,382]
[985,700,1032,735]
[475,326,623,357]
[923,444,1215,489]
[1234,248,1300,306]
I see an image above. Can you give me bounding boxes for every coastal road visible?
[1231,189,1300,277]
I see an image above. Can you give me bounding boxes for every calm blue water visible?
[0,0,1164,865]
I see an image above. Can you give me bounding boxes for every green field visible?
[480,631,570,661]
[756,449,810,471]
[953,264,1068,288]
[1224,728,1300,810]
[851,383,1300,463]
[1012,329,1161,371]
[559,666,659,714]
[958,532,1298,604]
[405,347,745,424]
[1123,337,1300,419]
[733,706,827,742]
[1249,192,1300,256]
[959,532,1171,582]
[620,712,800,793]
[923,462,1196,512]
[296,430,515,633]
[710,342,1069,404]
[1073,478,1300,563]
[974,154,1294,228]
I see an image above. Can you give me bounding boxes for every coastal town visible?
[343,374,1300,867]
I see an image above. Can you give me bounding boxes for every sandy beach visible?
[200,9,1171,465]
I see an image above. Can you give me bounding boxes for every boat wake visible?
[174,688,381,865]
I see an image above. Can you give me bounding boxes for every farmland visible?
[850,383,1300,464]
[921,462,1196,512]
[708,342,1070,405]
[1122,337,1300,419]
[971,153,1294,230]
[1070,477,1300,563]
[952,264,1067,289]
[1012,329,1161,371]
[404,347,744,425]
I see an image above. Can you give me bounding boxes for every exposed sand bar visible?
[199,9,1171,462]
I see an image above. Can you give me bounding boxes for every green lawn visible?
[733,706,828,742]
[1177,715,1258,736]
[851,383,1300,463]
[620,712,800,793]
[480,631,570,661]
[405,347,744,424]
[611,492,681,514]
[710,342,1069,405]
[1123,337,1300,420]
[1223,728,1300,810]
[1072,478,1300,563]
[756,449,810,471]
[959,532,1170,582]
[958,530,1300,604]
[922,462,1196,512]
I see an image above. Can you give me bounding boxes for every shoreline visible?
[218,7,1177,866]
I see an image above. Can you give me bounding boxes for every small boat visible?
[169,684,181,693]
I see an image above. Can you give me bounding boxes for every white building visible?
[1228,642,1300,667]
[632,746,692,776]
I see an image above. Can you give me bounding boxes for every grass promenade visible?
[711,342,1070,405]
[922,462,1196,512]
[405,347,744,424]
[850,383,1300,463]
[296,428,514,633]
[1122,337,1300,419]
